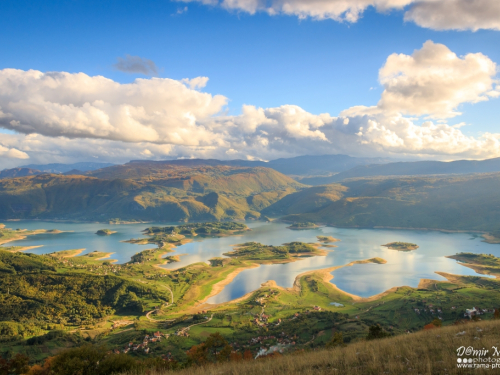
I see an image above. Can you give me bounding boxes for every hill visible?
[0,168,42,179]
[281,173,500,231]
[318,157,500,184]
[0,165,303,222]
[262,184,346,216]
[130,319,500,375]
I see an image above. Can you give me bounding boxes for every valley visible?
[1,160,500,373]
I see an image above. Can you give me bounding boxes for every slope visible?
[282,173,500,231]
[0,166,303,222]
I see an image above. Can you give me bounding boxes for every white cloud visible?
[0,69,227,145]
[181,76,210,89]
[377,41,498,118]
[177,0,500,31]
[404,0,500,32]
[1,41,500,166]
[0,145,29,160]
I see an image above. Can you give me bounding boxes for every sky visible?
[0,0,500,168]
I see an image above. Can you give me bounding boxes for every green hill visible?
[126,319,500,375]
[0,166,302,222]
[281,173,500,231]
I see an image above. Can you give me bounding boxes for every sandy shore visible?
[3,245,43,253]
[50,248,86,258]
[0,229,68,245]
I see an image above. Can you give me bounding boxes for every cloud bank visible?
[0,41,499,167]
[177,0,500,31]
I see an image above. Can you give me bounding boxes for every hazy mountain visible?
[326,158,500,182]
[266,154,392,176]
[120,154,392,178]
[281,173,500,231]
[20,162,115,174]
[0,168,43,179]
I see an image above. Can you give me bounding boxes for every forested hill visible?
[0,165,302,222]
[0,250,168,337]
[278,173,500,232]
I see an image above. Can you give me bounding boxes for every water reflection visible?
[3,221,499,303]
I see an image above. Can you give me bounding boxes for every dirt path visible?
[145,283,175,322]
[178,314,214,335]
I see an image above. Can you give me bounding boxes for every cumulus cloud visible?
[177,0,500,31]
[0,144,29,159]
[0,69,228,145]
[113,55,159,75]
[1,41,500,166]
[405,0,500,32]
[376,40,498,118]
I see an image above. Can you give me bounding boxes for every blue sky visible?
[0,0,499,166]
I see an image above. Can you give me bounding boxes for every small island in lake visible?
[382,242,419,251]
[287,222,319,230]
[96,229,116,235]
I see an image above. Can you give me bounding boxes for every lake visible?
[2,221,498,304]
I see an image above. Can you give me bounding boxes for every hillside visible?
[131,319,500,375]
[262,184,346,216]
[281,173,500,231]
[0,166,302,222]
[316,157,500,184]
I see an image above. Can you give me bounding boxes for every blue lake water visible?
[2,221,498,304]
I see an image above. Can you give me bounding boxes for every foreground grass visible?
[122,320,500,375]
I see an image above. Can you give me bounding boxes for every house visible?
[153,331,162,338]
[465,307,478,318]
[313,306,322,311]
[123,348,130,354]
[144,347,150,354]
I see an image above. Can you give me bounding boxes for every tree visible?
[366,325,390,340]
[186,332,232,365]
[494,309,500,320]
[326,332,345,348]
[431,318,442,327]
[0,353,30,375]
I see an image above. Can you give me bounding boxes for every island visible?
[127,222,250,247]
[96,229,116,235]
[287,221,319,229]
[223,241,325,262]
[382,242,419,251]
[143,221,249,237]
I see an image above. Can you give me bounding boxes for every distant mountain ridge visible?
[327,158,500,182]
[0,168,43,179]
[124,154,393,177]
[19,162,115,174]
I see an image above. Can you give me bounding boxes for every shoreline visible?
[3,218,492,235]
[2,245,43,253]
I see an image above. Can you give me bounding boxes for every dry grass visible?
[123,320,500,375]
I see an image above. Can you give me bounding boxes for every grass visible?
[120,319,500,375]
